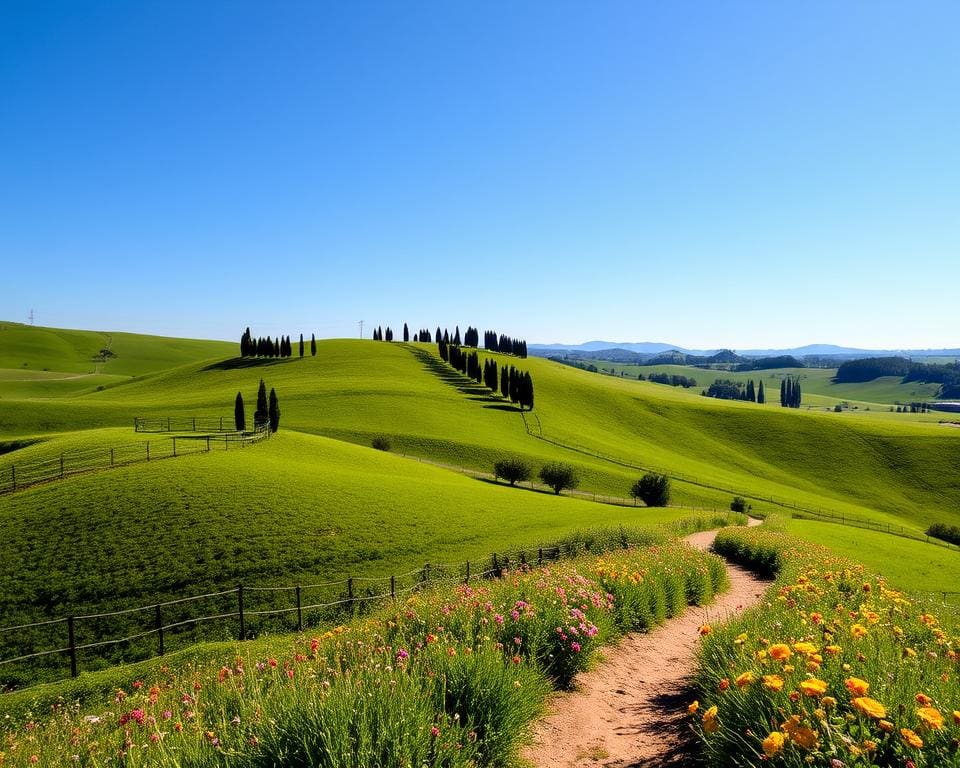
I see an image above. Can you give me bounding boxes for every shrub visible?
[630,473,671,507]
[729,496,749,514]
[371,435,391,451]
[493,457,532,486]
[538,462,579,495]
[927,522,960,546]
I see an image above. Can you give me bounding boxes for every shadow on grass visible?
[405,345,509,400]
[482,404,523,412]
[473,476,561,498]
[618,682,702,767]
[202,357,296,372]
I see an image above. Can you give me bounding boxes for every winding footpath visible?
[521,522,768,768]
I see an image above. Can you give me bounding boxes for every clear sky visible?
[1,1,957,349]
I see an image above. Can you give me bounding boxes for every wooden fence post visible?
[146,442,150,461]
[347,578,354,609]
[238,586,245,640]
[173,437,177,457]
[219,416,223,431]
[206,436,210,452]
[295,586,302,631]
[67,616,78,678]
[155,605,164,655]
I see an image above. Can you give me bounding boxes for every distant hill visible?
[530,341,960,361]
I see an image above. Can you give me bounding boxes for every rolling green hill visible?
[2,323,959,687]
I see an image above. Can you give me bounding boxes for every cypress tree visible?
[234,391,246,432]
[746,380,756,402]
[274,337,281,357]
[299,333,304,358]
[501,366,509,398]
[311,334,317,356]
[255,379,268,427]
[403,323,409,342]
[268,387,280,432]
[793,380,802,408]
[757,380,765,404]
[780,378,787,407]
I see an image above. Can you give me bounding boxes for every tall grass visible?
[0,537,729,767]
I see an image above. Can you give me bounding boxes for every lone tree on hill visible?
[403,323,409,342]
[234,392,246,432]
[493,457,532,486]
[268,387,281,432]
[630,473,671,507]
[255,379,268,428]
[539,462,579,495]
[311,333,317,356]
[299,334,304,358]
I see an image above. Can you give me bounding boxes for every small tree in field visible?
[371,435,391,451]
[730,495,749,514]
[234,391,246,432]
[493,457,532,486]
[268,387,281,432]
[311,333,317,356]
[630,473,670,507]
[539,462,578,495]
[255,379,268,428]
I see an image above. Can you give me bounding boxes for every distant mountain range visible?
[529,341,960,360]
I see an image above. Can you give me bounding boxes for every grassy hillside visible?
[583,361,943,409]
[0,322,236,399]
[3,338,960,529]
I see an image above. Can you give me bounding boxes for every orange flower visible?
[915,693,932,706]
[878,719,895,733]
[852,697,887,720]
[687,700,699,714]
[799,678,828,697]
[761,731,785,757]
[900,728,923,749]
[698,624,712,636]
[769,644,792,662]
[916,707,944,730]
[762,674,785,692]
[781,716,819,750]
[844,677,870,696]
[824,644,842,655]
[735,671,756,688]
[850,624,868,639]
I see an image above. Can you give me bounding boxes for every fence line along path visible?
[1,417,270,495]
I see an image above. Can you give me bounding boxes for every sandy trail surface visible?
[521,522,767,767]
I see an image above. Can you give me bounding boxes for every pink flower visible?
[431,726,440,738]
[571,642,581,652]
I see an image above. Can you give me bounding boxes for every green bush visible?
[493,457,532,486]
[371,435,391,451]
[538,462,579,494]
[630,473,671,507]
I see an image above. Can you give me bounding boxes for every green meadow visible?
[1,322,959,688]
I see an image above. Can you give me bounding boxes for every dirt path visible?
[521,522,768,768]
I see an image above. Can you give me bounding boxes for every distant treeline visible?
[734,355,804,372]
[834,356,960,398]
[438,339,534,410]
[704,379,766,403]
[372,323,528,358]
[646,372,697,388]
[240,328,315,358]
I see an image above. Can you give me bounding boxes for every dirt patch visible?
[521,525,768,767]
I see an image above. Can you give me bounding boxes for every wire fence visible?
[0,421,271,495]
[134,416,238,433]
[0,542,584,688]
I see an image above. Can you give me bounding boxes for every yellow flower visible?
[734,632,748,646]
[735,671,756,688]
[687,700,699,714]
[822,696,837,708]
[953,711,960,725]
[844,677,870,696]
[852,697,887,720]
[825,644,842,655]
[761,731,784,757]
[793,641,818,656]
[916,707,944,730]
[799,678,828,697]
[900,728,923,749]
[702,705,720,734]
[850,624,868,639]
[762,674,785,692]
[769,644,792,662]
[878,719,895,733]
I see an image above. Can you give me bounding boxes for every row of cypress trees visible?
[240,328,316,358]
[780,378,802,408]
[372,323,528,359]
[233,378,280,433]
[437,339,534,410]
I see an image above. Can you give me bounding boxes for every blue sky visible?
[1,1,957,348]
